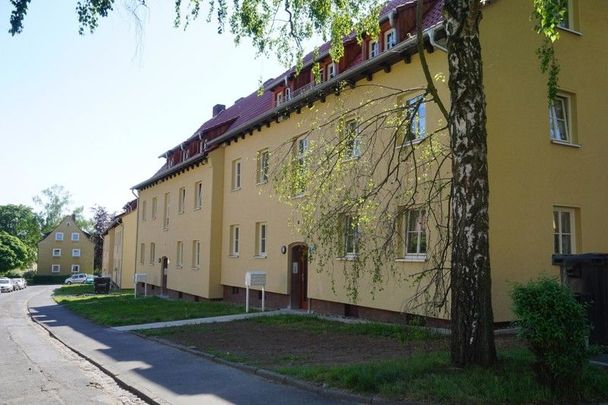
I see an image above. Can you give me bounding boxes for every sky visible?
[0,1,285,216]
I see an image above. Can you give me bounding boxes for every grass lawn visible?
[139,314,608,403]
[53,285,247,326]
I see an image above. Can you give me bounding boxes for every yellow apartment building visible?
[102,200,138,288]
[131,0,608,323]
[37,215,95,276]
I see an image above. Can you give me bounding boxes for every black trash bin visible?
[94,277,111,294]
[553,253,608,345]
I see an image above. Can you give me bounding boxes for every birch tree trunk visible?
[444,0,497,367]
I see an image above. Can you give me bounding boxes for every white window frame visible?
[230,225,240,257]
[327,63,337,79]
[55,232,64,241]
[178,187,186,214]
[71,232,80,241]
[276,91,284,106]
[194,182,203,210]
[176,241,184,268]
[369,39,379,58]
[149,242,156,265]
[384,28,397,51]
[163,193,170,230]
[343,119,361,159]
[553,207,576,255]
[558,0,573,29]
[403,209,427,260]
[404,95,426,143]
[192,240,201,269]
[232,159,242,191]
[151,197,158,220]
[284,87,292,101]
[257,149,270,184]
[52,248,61,257]
[142,200,147,221]
[256,222,267,257]
[293,138,309,196]
[71,264,80,273]
[51,264,61,273]
[549,94,572,144]
[343,216,360,258]
[72,248,81,257]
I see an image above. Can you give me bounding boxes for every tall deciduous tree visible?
[32,185,90,233]
[0,204,41,249]
[0,231,33,272]
[6,0,567,367]
[90,205,114,271]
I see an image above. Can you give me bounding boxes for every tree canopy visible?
[0,231,33,272]
[0,204,41,249]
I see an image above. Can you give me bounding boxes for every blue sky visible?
[0,1,284,216]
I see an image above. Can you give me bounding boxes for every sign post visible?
[245,271,267,313]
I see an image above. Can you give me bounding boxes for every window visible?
[163,192,170,229]
[71,264,80,273]
[142,200,147,221]
[284,87,292,101]
[404,95,426,142]
[72,249,81,257]
[342,119,361,159]
[55,232,64,241]
[51,264,60,273]
[553,208,576,254]
[343,216,360,257]
[256,149,270,184]
[151,197,158,220]
[52,248,61,257]
[232,159,242,190]
[327,63,337,79]
[176,241,184,268]
[230,225,240,256]
[194,182,203,209]
[403,209,427,258]
[149,242,156,265]
[294,138,309,195]
[256,222,267,257]
[192,240,201,268]
[384,28,397,50]
[140,243,145,264]
[558,0,575,30]
[276,91,284,106]
[178,187,186,214]
[71,232,80,241]
[369,40,379,58]
[549,94,572,143]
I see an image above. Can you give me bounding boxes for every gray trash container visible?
[553,253,608,345]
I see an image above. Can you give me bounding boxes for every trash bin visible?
[553,253,608,345]
[94,277,111,294]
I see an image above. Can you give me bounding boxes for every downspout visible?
[131,188,140,294]
[429,27,448,53]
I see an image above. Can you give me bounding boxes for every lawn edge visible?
[138,333,417,405]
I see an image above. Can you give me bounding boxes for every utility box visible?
[553,253,608,345]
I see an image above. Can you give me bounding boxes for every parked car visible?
[85,275,96,284]
[0,278,14,293]
[10,278,23,290]
[64,273,88,285]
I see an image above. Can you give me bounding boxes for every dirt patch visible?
[151,319,522,369]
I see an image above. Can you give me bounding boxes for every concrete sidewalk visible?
[27,287,344,405]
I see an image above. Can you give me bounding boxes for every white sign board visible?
[245,271,266,287]
[135,273,147,283]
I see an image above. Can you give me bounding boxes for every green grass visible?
[53,286,247,326]
[279,349,608,403]
[253,314,440,342]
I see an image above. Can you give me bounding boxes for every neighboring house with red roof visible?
[130,0,608,323]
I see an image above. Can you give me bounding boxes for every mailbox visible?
[245,271,267,313]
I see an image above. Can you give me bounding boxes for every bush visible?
[28,275,70,285]
[511,277,589,398]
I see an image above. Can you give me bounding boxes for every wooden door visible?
[291,245,308,309]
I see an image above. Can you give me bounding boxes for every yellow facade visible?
[37,215,95,276]
[102,207,139,288]
[132,0,608,322]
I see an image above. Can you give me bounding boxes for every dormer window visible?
[369,40,379,58]
[182,148,189,161]
[284,87,292,101]
[327,63,337,79]
[384,29,397,51]
[276,91,284,106]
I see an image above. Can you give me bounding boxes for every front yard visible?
[53,284,248,326]
[140,315,608,403]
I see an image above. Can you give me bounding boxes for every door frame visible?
[288,243,308,309]
[160,256,168,296]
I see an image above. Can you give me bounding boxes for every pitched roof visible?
[134,0,444,190]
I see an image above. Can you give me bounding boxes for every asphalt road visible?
[0,286,146,404]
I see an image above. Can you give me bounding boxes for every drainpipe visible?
[429,27,447,53]
[131,188,141,296]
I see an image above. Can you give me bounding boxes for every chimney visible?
[212,104,225,117]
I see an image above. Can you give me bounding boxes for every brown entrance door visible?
[160,257,168,296]
[290,245,308,309]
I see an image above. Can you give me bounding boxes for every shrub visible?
[28,275,70,285]
[511,277,589,398]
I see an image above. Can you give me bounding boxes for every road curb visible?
[26,292,164,405]
[142,335,416,404]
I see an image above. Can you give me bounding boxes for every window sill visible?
[229,254,240,258]
[193,207,202,211]
[396,137,426,148]
[396,256,427,263]
[337,255,358,261]
[256,180,269,186]
[557,26,582,36]
[191,267,200,271]
[254,255,268,259]
[343,155,361,162]
[551,139,581,148]
[231,187,241,192]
